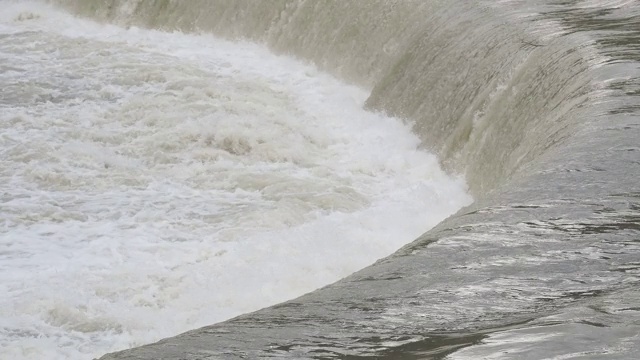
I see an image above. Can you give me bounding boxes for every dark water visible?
[47,0,640,358]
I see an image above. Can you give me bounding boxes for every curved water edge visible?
[2,3,472,358]
[49,0,630,196]
[40,0,640,358]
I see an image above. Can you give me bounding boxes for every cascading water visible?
[0,2,472,359]
[2,0,639,359]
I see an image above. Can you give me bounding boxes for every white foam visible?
[0,2,472,359]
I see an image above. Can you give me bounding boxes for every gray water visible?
[19,0,640,358]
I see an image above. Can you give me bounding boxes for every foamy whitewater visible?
[0,2,471,359]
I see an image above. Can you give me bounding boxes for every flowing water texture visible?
[0,2,472,359]
[3,0,640,359]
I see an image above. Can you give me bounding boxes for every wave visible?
[48,0,640,358]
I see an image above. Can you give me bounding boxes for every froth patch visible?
[0,4,472,359]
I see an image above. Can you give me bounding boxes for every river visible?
[2,0,639,359]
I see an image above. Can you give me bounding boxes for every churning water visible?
[0,2,472,359]
[3,0,640,359]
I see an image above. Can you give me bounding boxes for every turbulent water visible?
[2,0,640,359]
[0,2,472,359]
